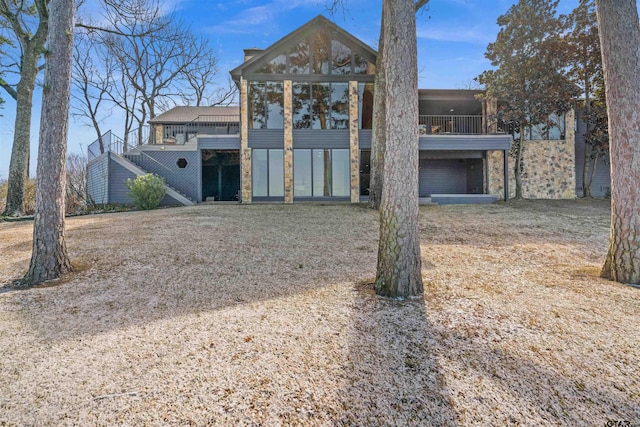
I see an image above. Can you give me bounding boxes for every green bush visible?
[126,173,166,210]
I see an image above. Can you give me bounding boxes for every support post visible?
[284,80,294,203]
[349,80,360,203]
[503,149,509,202]
[240,78,251,203]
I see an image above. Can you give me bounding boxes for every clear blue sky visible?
[0,0,584,180]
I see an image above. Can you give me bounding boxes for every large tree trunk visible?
[367,2,386,210]
[596,0,640,283]
[375,0,423,298]
[3,48,40,216]
[1,0,48,217]
[24,0,74,285]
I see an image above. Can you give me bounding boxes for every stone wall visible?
[488,110,576,200]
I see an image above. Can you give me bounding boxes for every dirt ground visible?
[0,200,638,426]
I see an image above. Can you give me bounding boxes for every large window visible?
[358,83,374,130]
[252,149,284,198]
[499,113,566,141]
[249,82,284,129]
[295,83,349,129]
[294,149,350,198]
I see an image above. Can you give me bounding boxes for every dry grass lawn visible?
[0,200,638,426]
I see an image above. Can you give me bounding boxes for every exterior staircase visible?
[110,152,195,206]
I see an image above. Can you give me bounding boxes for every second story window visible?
[249,82,284,129]
[294,82,349,130]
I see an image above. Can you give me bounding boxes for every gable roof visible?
[149,106,239,124]
[229,15,378,79]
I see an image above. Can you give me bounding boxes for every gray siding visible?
[574,117,611,197]
[128,150,200,201]
[87,154,109,205]
[419,159,467,196]
[199,136,240,149]
[419,134,511,150]
[109,159,137,204]
[358,130,372,149]
[419,150,484,159]
[293,129,349,149]
[249,130,284,148]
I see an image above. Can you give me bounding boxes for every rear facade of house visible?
[87,15,606,207]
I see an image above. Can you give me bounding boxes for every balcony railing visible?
[157,115,240,145]
[419,115,485,135]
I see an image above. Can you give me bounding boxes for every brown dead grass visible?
[0,199,638,426]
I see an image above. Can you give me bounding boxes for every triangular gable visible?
[230,15,377,79]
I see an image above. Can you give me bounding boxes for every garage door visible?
[419,159,466,196]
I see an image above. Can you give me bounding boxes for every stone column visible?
[154,124,163,145]
[349,80,360,203]
[284,80,294,203]
[240,78,252,203]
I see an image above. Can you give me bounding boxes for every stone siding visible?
[487,110,576,199]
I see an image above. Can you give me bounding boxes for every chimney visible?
[243,48,264,62]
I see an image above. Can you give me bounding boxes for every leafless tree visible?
[73,0,230,146]
[71,32,115,154]
[66,152,89,213]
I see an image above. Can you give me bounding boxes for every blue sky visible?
[0,0,584,180]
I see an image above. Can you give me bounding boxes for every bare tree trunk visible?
[514,138,523,199]
[24,0,74,285]
[367,3,386,210]
[3,63,37,216]
[596,0,640,283]
[582,89,593,198]
[1,0,48,217]
[375,0,423,298]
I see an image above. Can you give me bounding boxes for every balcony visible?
[419,115,485,135]
[158,115,240,144]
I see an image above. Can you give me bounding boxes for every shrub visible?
[126,173,166,210]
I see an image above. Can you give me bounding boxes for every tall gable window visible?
[251,30,375,76]
[331,40,352,74]
[256,54,287,74]
[311,33,330,74]
[289,41,310,74]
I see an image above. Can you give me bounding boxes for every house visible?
[87,15,607,206]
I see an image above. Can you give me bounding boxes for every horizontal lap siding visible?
[87,154,109,205]
[248,130,284,148]
[134,151,199,201]
[109,158,136,204]
[358,130,372,149]
[199,136,241,150]
[293,130,349,149]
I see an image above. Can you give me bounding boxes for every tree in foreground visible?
[477,0,577,199]
[374,0,423,298]
[566,0,608,198]
[24,0,74,284]
[596,0,640,283]
[0,0,48,216]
